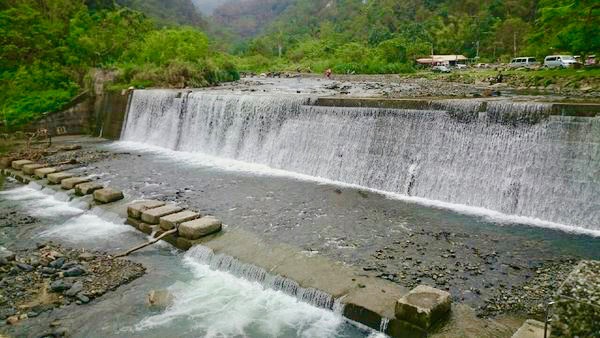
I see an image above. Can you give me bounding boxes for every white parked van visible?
[543,55,578,68]
[509,57,539,69]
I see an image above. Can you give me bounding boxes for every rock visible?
[127,200,166,219]
[395,285,452,330]
[146,289,174,309]
[22,163,46,175]
[49,257,66,269]
[0,249,15,261]
[6,315,19,325]
[47,172,75,184]
[159,210,200,230]
[141,205,183,224]
[0,307,16,320]
[11,159,33,170]
[63,265,86,277]
[74,182,103,196]
[0,157,15,169]
[40,267,57,275]
[33,167,57,179]
[65,281,84,297]
[16,263,34,271]
[50,279,71,292]
[78,252,95,261]
[76,293,90,304]
[59,144,82,151]
[511,319,547,338]
[178,216,223,240]
[93,188,124,203]
[60,177,91,190]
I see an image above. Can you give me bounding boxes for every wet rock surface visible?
[0,243,145,327]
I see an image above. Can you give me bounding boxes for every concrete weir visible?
[1,156,456,337]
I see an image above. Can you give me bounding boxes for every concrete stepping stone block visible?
[11,160,32,170]
[0,157,15,169]
[511,319,547,338]
[59,144,82,151]
[127,200,167,219]
[395,285,451,330]
[141,205,183,224]
[179,216,222,240]
[93,188,124,204]
[74,182,103,196]
[160,210,200,230]
[34,167,57,179]
[61,177,91,190]
[22,163,46,175]
[47,172,74,184]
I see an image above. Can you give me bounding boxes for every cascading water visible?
[121,89,600,232]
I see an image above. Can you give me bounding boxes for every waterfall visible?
[186,246,336,309]
[121,89,600,231]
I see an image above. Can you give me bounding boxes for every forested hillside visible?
[0,0,238,130]
[219,0,599,73]
[116,0,205,27]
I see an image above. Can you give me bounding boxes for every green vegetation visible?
[220,0,599,73]
[0,0,238,131]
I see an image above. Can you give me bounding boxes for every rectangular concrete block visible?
[74,182,103,196]
[0,157,15,169]
[34,167,57,179]
[11,160,32,170]
[179,216,222,240]
[159,210,200,230]
[511,319,547,338]
[395,285,451,330]
[141,205,183,224]
[22,163,46,175]
[127,200,167,219]
[93,188,124,204]
[47,172,75,184]
[61,177,91,190]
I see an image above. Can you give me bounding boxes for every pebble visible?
[49,257,66,269]
[50,279,71,292]
[65,281,84,297]
[16,263,33,271]
[63,266,86,277]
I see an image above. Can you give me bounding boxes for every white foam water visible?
[119,90,600,234]
[134,248,347,338]
[0,183,85,218]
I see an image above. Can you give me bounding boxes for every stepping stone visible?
[11,160,32,170]
[511,319,547,338]
[22,164,46,175]
[127,200,166,219]
[59,144,82,151]
[93,188,124,203]
[74,182,103,196]
[395,285,451,330]
[1,157,15,169]
[141,205,183,224]
[47,172,74,184]
[160,210,200,230]
[178,216,222,240]
[34,167,57,179]
[61,177,91,190]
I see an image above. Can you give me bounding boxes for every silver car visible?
[544,55,578,68]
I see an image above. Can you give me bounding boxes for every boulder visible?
[93,188,124,204]
[74,182,103,196]
[146,289,174,309]
[34,167,57,179]
[60,177,91,190]
[159,210,200,230]
[178,216,222,240]
[395,285,451,330]
[47,172,75,184]
[141,205,183,224]
[127,200,166,219]
[22,163,46,175]
[11,159,32,170]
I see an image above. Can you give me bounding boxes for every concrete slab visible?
[141,205,183,224]
[0,157,15,169]
[127,200,166,219]
[159,210,200,230]
[61,177,91,190]
[395,285,452,330]
[93,188,124,204]
[179,216,222,239]
[34,167,57,179]
[22,163,46,175]
[11,160,32,170]
[511,319,546,338]
[47,172,74,184]
[74,182,103,196]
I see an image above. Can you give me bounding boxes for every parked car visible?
[508,57,539,69]
[432,65,451,73]
[543,55,578,68]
